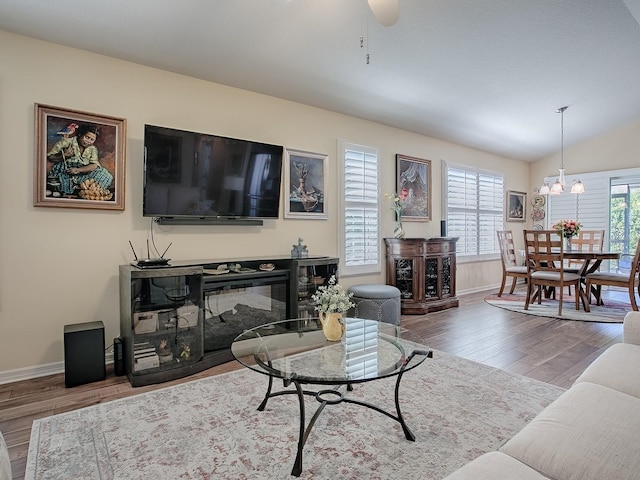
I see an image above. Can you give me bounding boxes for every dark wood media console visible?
[119,256,338,386]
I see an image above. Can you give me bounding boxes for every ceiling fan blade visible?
[367,0,400,27]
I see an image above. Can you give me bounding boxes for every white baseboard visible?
[0,353,114,385]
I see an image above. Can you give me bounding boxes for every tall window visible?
[444,162,504,259]
[339,142,380,276]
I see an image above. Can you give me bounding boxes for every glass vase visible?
[565,237,573,251]
[394,221,405,239]
[393,212,405,239]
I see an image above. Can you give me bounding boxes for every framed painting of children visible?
[34,104,127,210]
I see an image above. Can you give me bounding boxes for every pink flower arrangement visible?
[385,189,409,219]
[552,219,582,238]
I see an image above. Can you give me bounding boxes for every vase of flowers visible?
[311,275,355,341]
[552,219,582,250]
[386,190,408,239]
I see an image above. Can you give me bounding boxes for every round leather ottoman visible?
[347,284,401,325]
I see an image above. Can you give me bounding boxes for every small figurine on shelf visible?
[158,339,173,364]
[291,237,309,258]
[180,344,191,360]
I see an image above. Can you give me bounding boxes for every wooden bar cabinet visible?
[384,237,459,314]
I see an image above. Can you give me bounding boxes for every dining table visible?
[563,250,620,311]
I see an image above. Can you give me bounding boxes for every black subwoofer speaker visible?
[63,321,106,387]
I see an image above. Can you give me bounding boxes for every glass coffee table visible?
[231,317,432,477]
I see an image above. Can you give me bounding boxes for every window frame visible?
[443,161,504,263]
[338,140,382,277]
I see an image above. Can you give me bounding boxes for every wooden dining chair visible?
[566,229,605,270]
[585,236,640,311]
[524,230,583,315]
[496,230,528,296]
[563,229,605,294]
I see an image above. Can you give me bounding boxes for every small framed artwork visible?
[284,148,328,219]
[34,103,127,210]
[396,154,431,221]
[506,190,526,222]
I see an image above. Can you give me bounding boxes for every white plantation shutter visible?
[544,171,639,253]
[546,173,609,238]
[340,142,381,276]
[445,162,504,259]
[344,318,379,378]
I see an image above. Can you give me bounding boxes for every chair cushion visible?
[573,343,640,398]
[585,272,632,282]
[500,382,640,480]
[505,266,527,274]
[530,272,581,282]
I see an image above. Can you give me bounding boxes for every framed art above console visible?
[34,103,126,211]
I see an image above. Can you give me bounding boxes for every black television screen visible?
[143,125,283,219]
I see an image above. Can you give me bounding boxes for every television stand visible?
[119,255,339,386]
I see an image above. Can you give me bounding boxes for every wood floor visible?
[0,286,624,479]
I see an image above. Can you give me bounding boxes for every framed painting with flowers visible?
[34,103,126,210]
[396,154,431,221]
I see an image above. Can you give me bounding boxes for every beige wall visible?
[1,30,529,374]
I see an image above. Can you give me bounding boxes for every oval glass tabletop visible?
[231,317,430,384]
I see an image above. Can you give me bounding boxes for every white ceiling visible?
[2,0,640,162]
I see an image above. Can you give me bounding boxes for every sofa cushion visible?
[0,431,10,480]
[624,311,640,345]
[442,451,549,480]
[573,343,640,398]
[500,382,640,480]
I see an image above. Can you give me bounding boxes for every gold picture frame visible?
[396,154,432,221]
[34,103,126,210]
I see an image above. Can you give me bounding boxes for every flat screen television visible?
[143,124,283,220]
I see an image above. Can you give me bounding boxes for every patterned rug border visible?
[25,349,565,480]
[485,293,629,323]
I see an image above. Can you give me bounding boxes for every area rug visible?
[25,350,564,480]
[485,293,630,323]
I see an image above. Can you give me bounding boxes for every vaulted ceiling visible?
[2,0,640,161]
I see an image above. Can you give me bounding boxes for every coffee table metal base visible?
[257,350,432,476]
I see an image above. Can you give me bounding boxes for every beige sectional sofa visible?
[444,311,640,480]
[0,430,10,480]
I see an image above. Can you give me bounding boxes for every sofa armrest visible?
[624,312,640,345]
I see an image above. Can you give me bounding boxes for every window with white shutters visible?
[544,168,640,253]
[340,142,381,276]
[444,162,504,260]
[546,173,609,240]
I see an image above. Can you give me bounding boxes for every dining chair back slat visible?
[567,229,605,269]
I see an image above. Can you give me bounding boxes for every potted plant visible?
[311,275,355,341]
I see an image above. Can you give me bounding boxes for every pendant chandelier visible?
[539,106,585,195]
